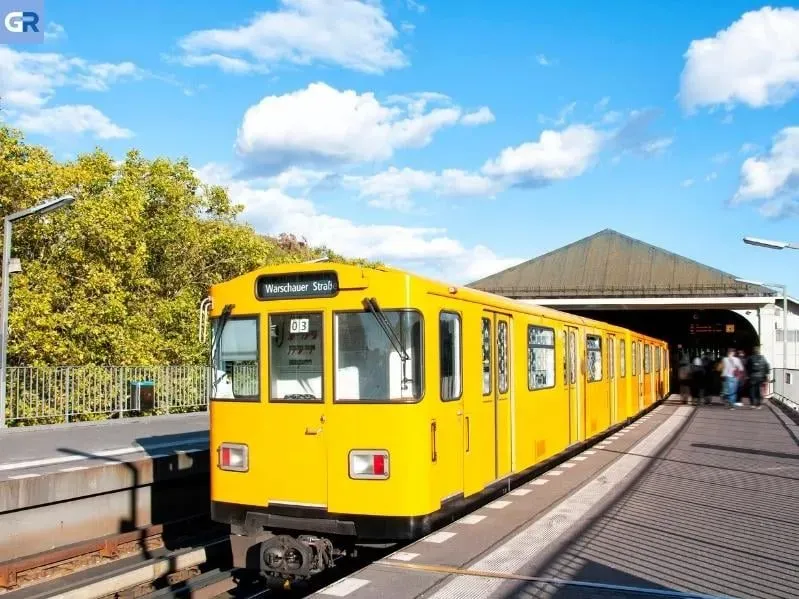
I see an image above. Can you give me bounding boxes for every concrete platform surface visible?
[0,412,208,479]
[311,398,799,599]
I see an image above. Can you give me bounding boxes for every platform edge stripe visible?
[0,436,209,472]
[317,577,370,596]
[425,406,693,599]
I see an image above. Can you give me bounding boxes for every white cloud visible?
[705,171,718,181]
[461,107,495,126]
[535,54,552,67]
[345,166,499,210]
[196,165,522,283]
[406,0,426,14]
[0,46,138,139]
[640,136,673,155]
[681,178,695,188]
[176,0,407,75]
[538,101,577,127]
[594,97,610,111]
[740,143,760,155]
[611,108,673,157]
[44,22,66,42]
[679,6,799,111]
[0,47,144,109]
[712,152,730,164]
[481,124,604,186]
[733,127,799,217]
[14,105,134,139]
[235,82,465,170]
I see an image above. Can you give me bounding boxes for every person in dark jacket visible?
[746,345,770,409]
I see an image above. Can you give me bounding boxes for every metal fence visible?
[4,365,211,427]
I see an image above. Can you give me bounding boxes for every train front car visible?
[208,263,432,582]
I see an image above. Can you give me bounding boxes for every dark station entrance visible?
[567,308,760,389]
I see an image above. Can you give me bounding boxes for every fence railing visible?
[4,365,212,427]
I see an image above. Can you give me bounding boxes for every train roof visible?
[210,261,666,344]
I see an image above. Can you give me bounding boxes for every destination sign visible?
[256,272,339,300]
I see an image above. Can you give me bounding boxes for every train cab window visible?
[482,318,491,395]
[620,340,626,377]
[586,334,602,382]
[268,313,323,402]
[439,312,462,401]
[334,310,423,402]
[528,326,555,390]
[212,316,260,400]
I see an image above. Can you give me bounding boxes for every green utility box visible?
[130,380,155,411]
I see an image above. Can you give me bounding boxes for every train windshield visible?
[334,310,423,402]
[211,315,260,400]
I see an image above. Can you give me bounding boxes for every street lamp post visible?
[0,195,75,428]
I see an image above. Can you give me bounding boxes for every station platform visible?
[313,397,799,599]
[0,412,211,566]
[0,411,208,480]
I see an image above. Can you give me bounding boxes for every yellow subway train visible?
[207,262,669,580]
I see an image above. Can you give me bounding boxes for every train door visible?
[477,310,513,482]
[636,341,644,410]
[464,315,496,496]
[437,311,464,503]
[644,344,652,406]
[493,312,513,479]
[565,326,582,443]
[265,311,328,508]
[608,334,617,424]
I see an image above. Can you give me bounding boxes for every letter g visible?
[4,11,23,33]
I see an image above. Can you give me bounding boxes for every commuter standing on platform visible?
[690,356,705,405]
[746,346,770,409]
[720,348,744,408]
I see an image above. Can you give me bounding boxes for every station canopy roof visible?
[468,229,776,299]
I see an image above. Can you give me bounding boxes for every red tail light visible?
[349,450,389,479]
[218,443,248,472]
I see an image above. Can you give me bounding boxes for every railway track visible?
[132,543,403,599]
[0,517,227,598]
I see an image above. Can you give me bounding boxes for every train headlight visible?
[348,450,389,479]
[218,442,248,472]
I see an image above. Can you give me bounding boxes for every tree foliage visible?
[0,124,369,366]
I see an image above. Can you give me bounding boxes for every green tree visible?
[0,124,371,367]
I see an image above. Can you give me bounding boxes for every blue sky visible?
[2,0,799,294]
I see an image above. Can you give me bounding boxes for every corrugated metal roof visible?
[468,229,775,298]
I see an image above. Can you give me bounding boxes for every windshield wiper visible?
[210,303,235,368]
[363,297,409,361]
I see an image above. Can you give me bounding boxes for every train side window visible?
[620,339,626,377]
[212,316,260,401]
[586,334,602,382]
[440,312,462,401]
[609,337,615,379]
[632,342,638,376]
[569,331,576,384]
[497,320,509,394]
[482,318,491,395]
[528,325,555,390]
[269,312,323,402]
[562,331,567,386]
[644,344,651,373]
[655,347,661,372]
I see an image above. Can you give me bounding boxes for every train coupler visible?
[259,534,335,579]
